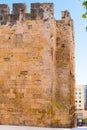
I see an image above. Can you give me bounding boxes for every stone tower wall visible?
[0,20,54,126]
[53,11,75,127]
[0,3,75,128]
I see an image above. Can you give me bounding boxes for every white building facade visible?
[75,85,84,119]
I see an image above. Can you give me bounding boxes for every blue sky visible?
[0,0,87,85]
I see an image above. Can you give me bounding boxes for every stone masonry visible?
[0,3,76,128]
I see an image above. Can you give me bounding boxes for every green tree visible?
[81,1,87,30]
[82,1,87,18]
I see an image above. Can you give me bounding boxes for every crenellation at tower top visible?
[0,3,73,25]
[0,3,55,24]
[12,3,28,14]
[61,10,73,25]
[61,10,71,19]
[0,4,10,15]
[31,3,54,20]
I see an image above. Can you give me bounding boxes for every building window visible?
[79,105,81,107]
[79,92,81,95]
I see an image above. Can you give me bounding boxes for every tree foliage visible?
[81,1,87,30]
[82,1,87,18]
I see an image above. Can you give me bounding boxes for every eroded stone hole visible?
[61,44,65,48]
[27,25,32,29]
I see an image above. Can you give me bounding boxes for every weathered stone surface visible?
[12,3,28,14]
[0,3,75,128]
[0,4,10,15]
[52,12,75,127]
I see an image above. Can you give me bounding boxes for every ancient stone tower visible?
[0,3,75,128]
